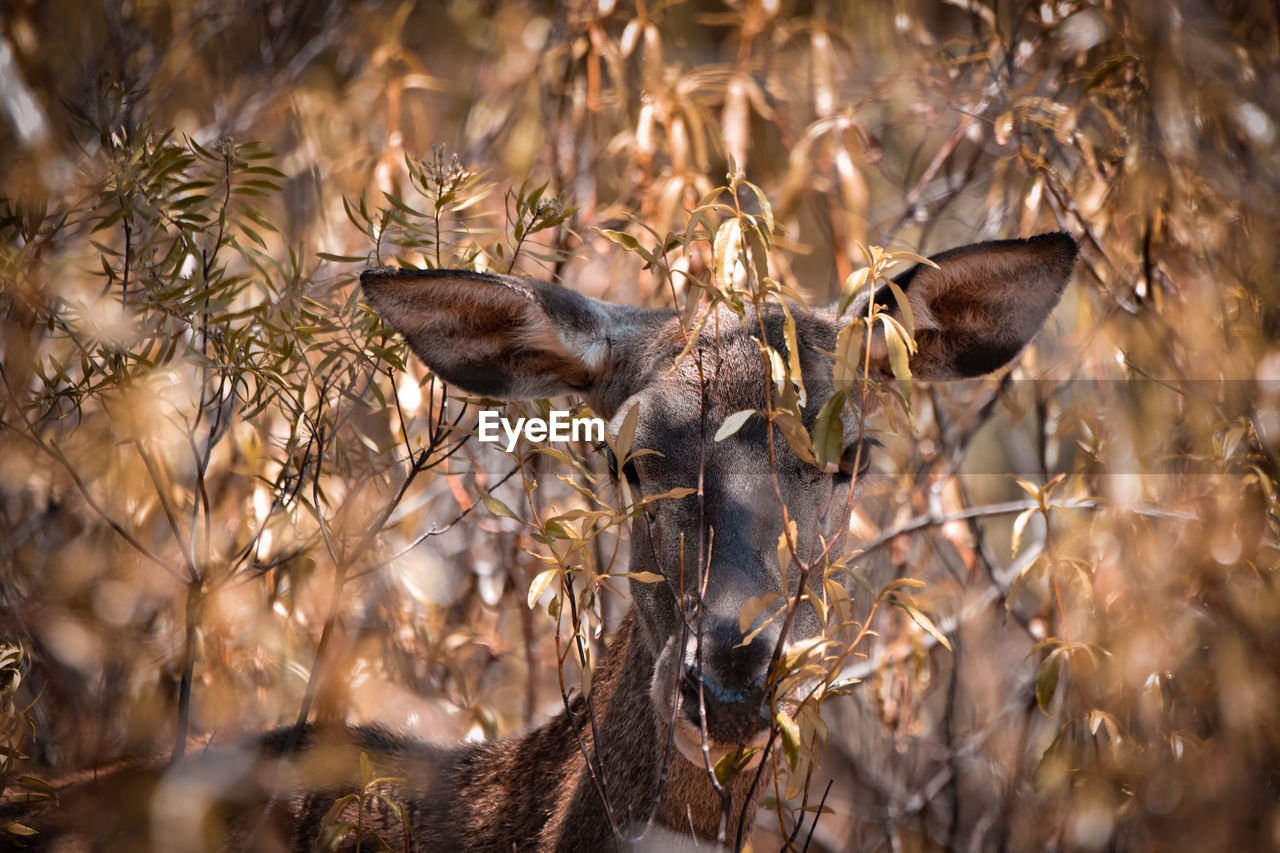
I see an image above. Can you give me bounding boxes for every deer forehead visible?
[599,317,855,487]
[604,304,840,434]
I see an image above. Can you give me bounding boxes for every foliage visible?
[1,1,1279,850]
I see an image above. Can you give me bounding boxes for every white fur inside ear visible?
[907,289,942,331]
[574,333,610,374]
[522,293,613,377]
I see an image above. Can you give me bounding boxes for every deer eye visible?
[835,438,879,480]
[597,442,641,485]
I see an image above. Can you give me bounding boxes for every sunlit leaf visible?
[527,568,558,609]
[879,577,926,596]
[889,595,952,651]
[883,250,938,270]
[714,409,757,442]
[614,401,640,466]
[777,299,807,407]
[616,571,664,583]
[1011,507,1037,555]
[774,410,818,467]
[738,592,780,636]
[713,218,742,288]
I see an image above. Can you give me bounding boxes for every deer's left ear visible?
[360,268,673,412]
[361,268,619,400]
[882,232,1078,380]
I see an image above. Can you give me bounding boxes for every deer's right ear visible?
[361,268,618,400]
[877,232,1078,380]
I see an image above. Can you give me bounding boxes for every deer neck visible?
[442,609,763,850]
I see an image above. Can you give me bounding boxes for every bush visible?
[1,1,1278,849]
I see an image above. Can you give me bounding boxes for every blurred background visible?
[2,0,1279,849]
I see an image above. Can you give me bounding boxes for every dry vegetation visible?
[2,0,1279,849]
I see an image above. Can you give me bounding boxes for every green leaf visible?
[241,178,283,193]
[711,748,759,786]
[839,267,870,318]
[238,223,267,249]
[594,228,641,251]
[810,391,847,472]
[1036,648,1062,712]
[776,709,801,770]
[313,821,356,852]
[831,321,866,388]
[375,793,406,823]
[745,223,771,292]
[7,765,46,786]
[740,180,775,235]
[878,314,913,382]
[540,520,571,540]
[800,804,836,815]
[481,494,521,521]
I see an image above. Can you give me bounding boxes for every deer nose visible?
[678,617,781,743]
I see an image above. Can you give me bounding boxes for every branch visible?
[0,406,183,583]
[838,542,1043,685]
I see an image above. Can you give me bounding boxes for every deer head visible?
[360,232,1077,780]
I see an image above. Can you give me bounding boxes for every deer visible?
[6,232,1077,851]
